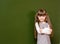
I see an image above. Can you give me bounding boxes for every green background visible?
[0,0,60,44]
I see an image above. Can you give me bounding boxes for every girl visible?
[34,8,53,44]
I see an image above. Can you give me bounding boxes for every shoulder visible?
[46,22,50,27]
[35,22,38,25]
[46,22,49,25]
[35,22,38,24]
[35,22,39,26]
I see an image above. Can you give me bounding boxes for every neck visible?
[40,21,46,23]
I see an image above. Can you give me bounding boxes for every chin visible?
[40,20,44,22]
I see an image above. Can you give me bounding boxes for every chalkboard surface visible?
[0,0,60,44]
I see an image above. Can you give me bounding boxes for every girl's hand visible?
[50,29,52,32]
[49,29,52,34]
[40,29,42,32]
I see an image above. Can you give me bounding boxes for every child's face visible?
[38,16,46,22]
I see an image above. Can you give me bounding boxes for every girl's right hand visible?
[40,29,42,32]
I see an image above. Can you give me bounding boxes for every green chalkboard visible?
[0,0,60,44]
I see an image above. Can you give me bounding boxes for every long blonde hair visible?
[34,8,53,39]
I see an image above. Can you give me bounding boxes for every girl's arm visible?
[44,24,52,34]
[35,22,41,33]
[48,24,52,33]
[41,23,52,34]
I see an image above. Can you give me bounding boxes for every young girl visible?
[34,8,53,44]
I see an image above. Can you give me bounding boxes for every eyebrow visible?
[38,13,46,16]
